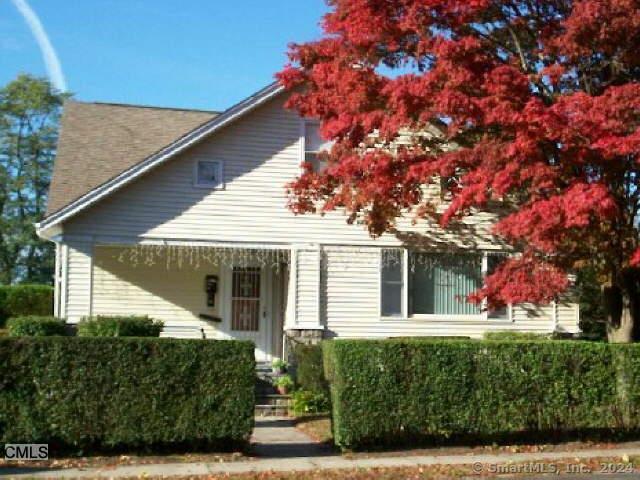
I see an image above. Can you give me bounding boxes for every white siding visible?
[91,246,219,338]
[58,92,579,336]
[62,95,500,249]
[556,293,580,333]
[294,247,321,328]
[65,239,92,322]
[322,246,579,338]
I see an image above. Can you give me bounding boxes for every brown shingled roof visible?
[46,100,217,216]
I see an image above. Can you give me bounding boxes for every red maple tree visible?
[278,0,640,342]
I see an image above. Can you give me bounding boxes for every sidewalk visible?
[2,418,640,479]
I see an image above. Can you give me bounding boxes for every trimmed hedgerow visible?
[77,315,164,337]
[292,343,330,414]
[6,316,66,337]
[323,339,640,450]
[0,285,53,326]
[0,337,255,454]
[293,344,328,395]
[483,331,552,341]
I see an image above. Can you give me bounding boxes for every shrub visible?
[323,339,640,450]
[273,374,294,393]
[292,343,330,414]
[0,337,255,454]
[6,316,66,337]
[0,285,53,326]
[272,359,287,372]
[77,315,163,337]
[293,343,329,395]
[483,331,552,341]
[292,390,330,416]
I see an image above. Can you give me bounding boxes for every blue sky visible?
[0,1,328,111]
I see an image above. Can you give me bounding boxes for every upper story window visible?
[194,159,224,189]
[304,121,333,173]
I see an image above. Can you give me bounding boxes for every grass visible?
[0,328,7,337]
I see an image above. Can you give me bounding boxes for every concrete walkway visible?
[2,420,640,479]
[251,416,333,458]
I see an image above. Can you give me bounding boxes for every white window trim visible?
[193,158,225,189]
[379,249,513,322]
[300,119,330,173]
[378,248,406,319]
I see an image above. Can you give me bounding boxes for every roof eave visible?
[38,81,286,233]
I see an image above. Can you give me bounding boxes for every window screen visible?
[304,122,333,173]
[410,253,481,315]
[195,159,223,188]
[381,249,404,317]
[487,253,509,318]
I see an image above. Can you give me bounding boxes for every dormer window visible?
[194,159,224,189]
[304,121,333,173]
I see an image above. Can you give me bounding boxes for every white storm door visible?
[229,266,269,361]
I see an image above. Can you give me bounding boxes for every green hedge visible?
[0,337,255,454]
[6,316,66,337]
[0,285,53,326]
[292,343,330,414]
[293,343,328,395]
[483,331,552,341]
[323,339,640,450]
[77,315,164,337]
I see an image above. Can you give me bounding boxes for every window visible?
[380,250,512,319]
[194,159,223,188]
[381,249,404,317]
[410,253,482,315]
[486,253,509,318]
[304,121,333,173]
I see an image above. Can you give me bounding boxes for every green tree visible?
[0,74,68,284]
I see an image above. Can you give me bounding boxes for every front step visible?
[255,394,292,417]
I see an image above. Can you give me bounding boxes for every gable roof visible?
[39,81,285,234]
[46,101,216,216]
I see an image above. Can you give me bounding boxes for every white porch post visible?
[284,246,298,330]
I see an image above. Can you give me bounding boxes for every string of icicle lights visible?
[116,244,291,271]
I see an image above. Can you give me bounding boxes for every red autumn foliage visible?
[277,0,640,310]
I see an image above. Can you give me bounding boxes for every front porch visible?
[56,241,324,362]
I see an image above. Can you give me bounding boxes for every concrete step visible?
[255,394,292,417]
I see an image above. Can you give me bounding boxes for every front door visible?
[228,266,270,362]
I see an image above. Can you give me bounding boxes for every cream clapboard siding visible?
[64,239,92,322]
[59,92,579,336]
[62,94,499,249]
[321,246,579,337]
[91,246,219,338]
[556,293,580,333]
[294,247,321,328]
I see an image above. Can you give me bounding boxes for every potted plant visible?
[273,374,294,395]
[271,358,287,374]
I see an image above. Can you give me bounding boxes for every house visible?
[37,82,579,362]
